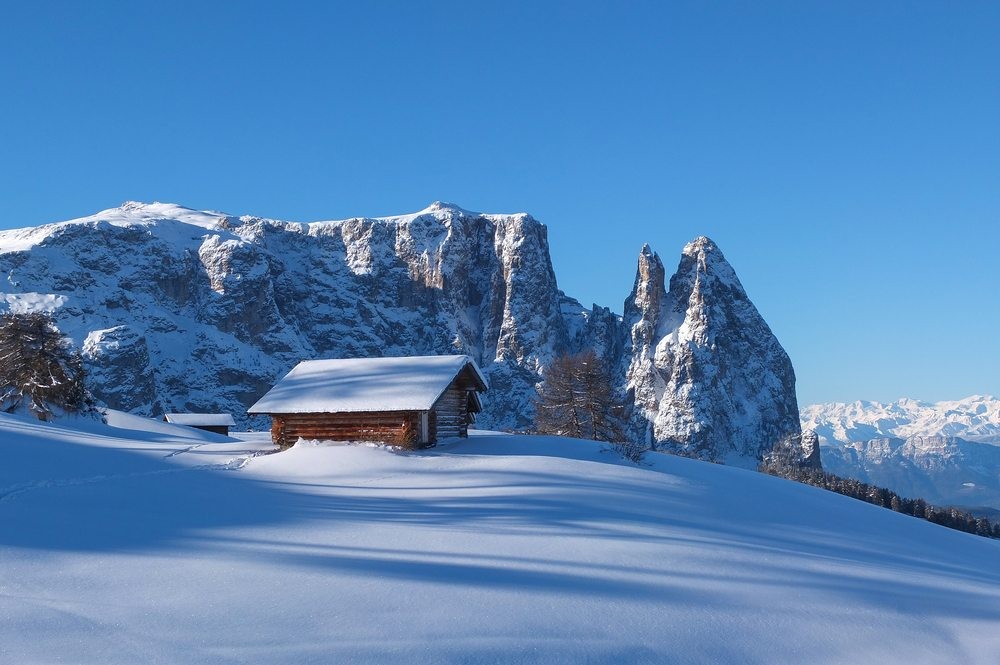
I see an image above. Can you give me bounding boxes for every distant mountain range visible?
[802,395,1000,445]
[803,396,1000,511]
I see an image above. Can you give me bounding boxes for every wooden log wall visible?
[431,386,470,439]
[270,411,419,448]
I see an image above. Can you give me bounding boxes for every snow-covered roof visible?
[163,413,236,427]
[248,355,488,415]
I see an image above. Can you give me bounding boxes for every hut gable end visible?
[430,378,474,440]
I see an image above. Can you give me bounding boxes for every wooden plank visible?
[266,410,422,448]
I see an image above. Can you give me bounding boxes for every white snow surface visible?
[163,413,237,427]
[2,414,999,664]
[248,354,487,414]
[0,292,68,314]
[0,201,232,253]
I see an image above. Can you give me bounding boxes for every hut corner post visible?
[271,416,287,448]
[420,411,430,445]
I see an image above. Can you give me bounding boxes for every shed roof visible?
[163,413,236,427]
[247,355,488,415]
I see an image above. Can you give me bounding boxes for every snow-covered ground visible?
[1,414,998,664]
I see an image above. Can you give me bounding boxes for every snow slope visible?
[1,416,998,663]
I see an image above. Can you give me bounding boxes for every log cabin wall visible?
[431,381,471,440]
[270,411,419,448]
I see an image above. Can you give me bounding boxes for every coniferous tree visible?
[535,350,626,443]
[534,353,583,438]
[0,312,93,420]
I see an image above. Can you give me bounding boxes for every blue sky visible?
[1,1,997,405]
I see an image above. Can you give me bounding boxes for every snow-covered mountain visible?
[802,395,1000,445]
[822,435,1000,510]
[804,396,1000,510]
[623,240,800,464]
[0,201,799,463]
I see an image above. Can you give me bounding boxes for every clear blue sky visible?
[1,1,997,406]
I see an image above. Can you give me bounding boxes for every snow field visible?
[0,416,998,664]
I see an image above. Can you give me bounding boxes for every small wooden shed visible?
[247,355,488,448]
[163,413,236,436]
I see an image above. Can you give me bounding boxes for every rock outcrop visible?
[799,430,823,469]
[623,237,801,466]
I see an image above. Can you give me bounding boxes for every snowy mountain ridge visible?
[1,201,800,464]
[802,395,1000,445]
[821,434,1000,511]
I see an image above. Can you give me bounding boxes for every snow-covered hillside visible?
[0,201,800,463]
[1,416,998,664]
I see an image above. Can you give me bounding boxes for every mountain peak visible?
[419,201,477,216]
[116,201,214,217]
[682,235,722,258]
[804,394,1000,446]
[624,232,799,465]
[675,236,743,292]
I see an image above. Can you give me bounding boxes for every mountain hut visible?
[163,413,236,436]
[247,355,488,448]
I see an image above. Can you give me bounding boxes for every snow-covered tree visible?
[0,312,93,420]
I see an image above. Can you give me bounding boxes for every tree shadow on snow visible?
[1,429,999,626]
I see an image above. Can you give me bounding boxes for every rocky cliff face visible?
[622,237,801,466]
[0,201,801,464]
[0,202,577,430]
[799,431,823,469]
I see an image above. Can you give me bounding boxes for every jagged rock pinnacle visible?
[624,236,800,466]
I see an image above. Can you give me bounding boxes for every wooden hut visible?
[247,355,488,448]
[162,413,236,436]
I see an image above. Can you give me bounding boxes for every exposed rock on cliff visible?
[0,202,576,430]
[623,237,801,466]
